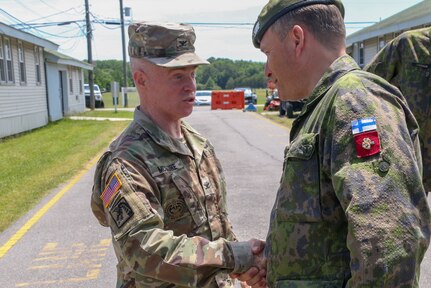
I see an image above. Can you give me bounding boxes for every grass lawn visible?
[102,91,139,108]
[77,110,134,119]
[0,118,130,232]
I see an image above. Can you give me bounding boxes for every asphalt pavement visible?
[0,106,430,287]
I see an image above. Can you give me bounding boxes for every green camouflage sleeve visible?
[364,39,401,83]
[96,158,253,287]
[327,74,430,286]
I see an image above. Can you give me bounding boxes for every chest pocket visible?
[159,170,208,236]
[172,174,207,227]
[276,133,322,222]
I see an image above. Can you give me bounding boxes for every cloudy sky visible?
[0,0,425,62]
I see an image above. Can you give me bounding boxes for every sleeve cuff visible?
[228,241,254,274]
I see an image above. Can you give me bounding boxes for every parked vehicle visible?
[264,90,305,118]
[264,90,281,111]
[84,84,105,108]
[284,100,306,118]
[234,87,257,104]
[194,90,212,106]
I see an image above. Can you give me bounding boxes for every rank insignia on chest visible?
[351,117,381,158]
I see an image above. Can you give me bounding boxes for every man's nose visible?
[265,62,272,78]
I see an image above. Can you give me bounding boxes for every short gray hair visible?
[271,4,345,50]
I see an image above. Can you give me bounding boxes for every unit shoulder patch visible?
[110,197,134,228]
[351,117,381,158]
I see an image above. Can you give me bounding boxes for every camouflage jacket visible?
[265,55,431,287]
[365,27,431,192]
[91,108,253,288]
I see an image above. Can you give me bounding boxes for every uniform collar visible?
[133,107,206,159]
[295,54,360,119]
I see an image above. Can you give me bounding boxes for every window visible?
[0,38,5,82]
[4,38,13,82]
[359,42,364,68]
[34,46,41,84]
[378,37,385,50]
[18,41,26,83]
[79,79,83,93]
[69,77,73,93]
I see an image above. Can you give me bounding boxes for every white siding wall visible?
[0,37,48,138]
[364,38,379,66]
[66,66,85,115]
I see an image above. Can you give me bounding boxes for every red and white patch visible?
[353,130,381,158]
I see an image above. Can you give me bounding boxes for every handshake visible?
[230,239,267,288]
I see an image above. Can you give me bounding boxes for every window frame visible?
[17,41,26,84]
[34,46,41,85]
[0,37,6,83]
[3,37,14,83]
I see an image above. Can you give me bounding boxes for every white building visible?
[0,22,92,138]
[346,0,431,68]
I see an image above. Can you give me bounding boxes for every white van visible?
[84,84,104,108]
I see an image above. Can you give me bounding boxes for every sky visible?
[0,0,426,62]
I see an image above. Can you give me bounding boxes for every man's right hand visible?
[230,239,267,288]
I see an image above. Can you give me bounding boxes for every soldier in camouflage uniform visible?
[248,0,431,287]
[91,22,266,288]
[365,27,431,193]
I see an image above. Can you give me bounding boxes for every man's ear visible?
[291,25,305,57]
[133,70,146,87]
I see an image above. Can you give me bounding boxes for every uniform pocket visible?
[276,133,322,222]
[172,174,207,228]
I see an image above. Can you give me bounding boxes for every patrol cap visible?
[252,0,345,48]
[128,22,209,67]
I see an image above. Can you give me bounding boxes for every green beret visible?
[252,0,345,48]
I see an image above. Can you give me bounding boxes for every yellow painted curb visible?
[0,155,100,259]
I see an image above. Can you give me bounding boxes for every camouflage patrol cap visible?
[252,0,345,48]
[128,22,209,67]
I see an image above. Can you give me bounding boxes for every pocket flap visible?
[287,133,317,160]
[172,174,207,227]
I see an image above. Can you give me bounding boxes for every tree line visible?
[85,58,267,91]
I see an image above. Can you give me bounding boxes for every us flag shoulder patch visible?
[100,172,122,208]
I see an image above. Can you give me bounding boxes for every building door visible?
[59,71,65,115]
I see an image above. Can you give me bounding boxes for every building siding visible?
[0,36,48,138]
[1,23,91,138]
[363,38,378,66]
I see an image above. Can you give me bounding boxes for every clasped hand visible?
[231,238,267,288]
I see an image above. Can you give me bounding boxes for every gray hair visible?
[271,4,345,50]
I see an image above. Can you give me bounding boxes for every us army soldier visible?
[91,22,266,288]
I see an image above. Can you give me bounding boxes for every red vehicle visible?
[264,90,280,111]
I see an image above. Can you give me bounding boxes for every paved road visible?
[1,106,430,287]
[0,108,287,287]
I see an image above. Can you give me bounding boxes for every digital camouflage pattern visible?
[128,22,209,68]
[91,108,253,288]
[365,27,431,192]
[265,55,431,287]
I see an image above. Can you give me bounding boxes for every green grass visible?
[263,114,295,128]
[0,119,129,232]
[77,110,134,119]
[102,91,139,108]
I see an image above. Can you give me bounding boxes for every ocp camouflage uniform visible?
[265,55,431,287]
[365,27,431,192]
[91,108,252,288]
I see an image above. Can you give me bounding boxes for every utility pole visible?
[85,0,95,110]
[119,0,128,107]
